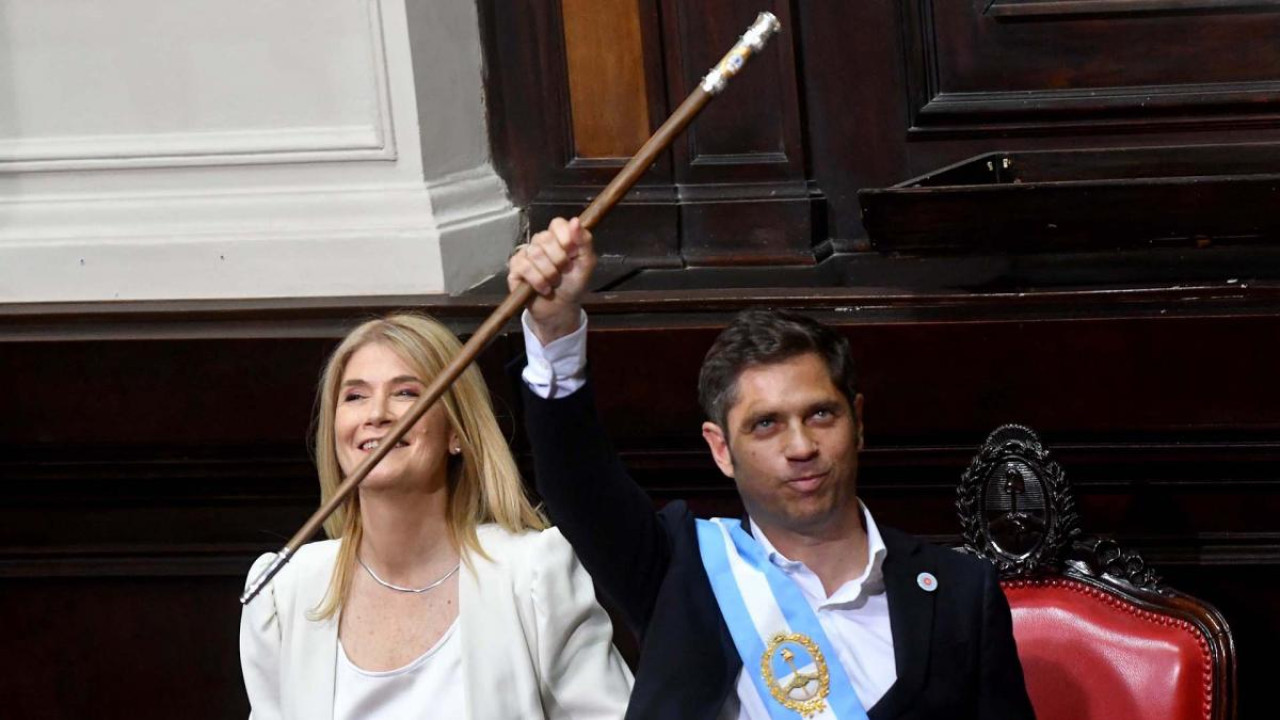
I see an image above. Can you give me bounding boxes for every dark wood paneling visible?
[906,0,1280,135]
[482,0,1280,252]
[480,0,816,266]
[659,0,814,264]
[678,191,815,265]
[0,576,250,720]
[659,1,803,179]
[792,1,912,250]
[10,0,1280,714]
[528,186,682,267]
[480,0,676,263]
[468,0,1280,711]
[988,0,1280,19]
[561,0,652,158]
[4,289,1277,717]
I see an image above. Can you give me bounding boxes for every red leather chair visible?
[957,425,1236,720]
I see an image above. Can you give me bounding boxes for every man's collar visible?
[747,500,888,585]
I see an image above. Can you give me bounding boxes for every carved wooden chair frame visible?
[956,424,1237,720]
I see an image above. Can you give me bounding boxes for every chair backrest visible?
[957,425,1236,720]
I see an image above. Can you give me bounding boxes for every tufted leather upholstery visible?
[1003,577,1215,720]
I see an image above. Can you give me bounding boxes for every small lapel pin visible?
[916,572,938,592]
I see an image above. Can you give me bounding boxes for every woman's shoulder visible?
[246,538,341,595]
[471,525,594,610]
[293,537,342,562]
[474,523,575,567]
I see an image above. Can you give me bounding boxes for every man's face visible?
[702,352,863,537]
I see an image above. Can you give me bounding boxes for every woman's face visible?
[334,342,457,492]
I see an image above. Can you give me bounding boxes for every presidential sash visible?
[696,517,868,720]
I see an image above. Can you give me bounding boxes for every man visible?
[508,217,1035,720]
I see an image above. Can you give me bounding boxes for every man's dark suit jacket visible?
[523,381,1035,720]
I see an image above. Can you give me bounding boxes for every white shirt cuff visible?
[521,309,588,399]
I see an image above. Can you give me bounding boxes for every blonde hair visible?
[310,313,545,619]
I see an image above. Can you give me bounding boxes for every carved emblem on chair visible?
[956,424,1168,592]
[957,424,1081,577]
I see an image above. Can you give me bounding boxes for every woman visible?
[240,313,632,719]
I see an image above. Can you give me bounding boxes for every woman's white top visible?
[334,620,464,720]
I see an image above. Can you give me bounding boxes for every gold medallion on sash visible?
[760,633,831,717]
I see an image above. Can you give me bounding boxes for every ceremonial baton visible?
[242,10,782,605]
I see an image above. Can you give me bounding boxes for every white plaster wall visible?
[0,0,516,302]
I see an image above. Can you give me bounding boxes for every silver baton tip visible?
[745,12,782,50]
[239,547,293,605]
[700,11,783,95]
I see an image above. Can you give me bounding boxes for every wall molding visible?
[429,165,522,292]
[914,80,1280,129]
[0,0,397,173]
[0,164,516,300]
[0,125,394,173]
[986,0,1280,19]
[0,183,444,301]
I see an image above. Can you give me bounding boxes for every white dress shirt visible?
[719,512,896,718]
[521,310,898,718]
[521,309,589,399]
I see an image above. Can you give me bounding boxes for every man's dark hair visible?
[697,309,858,430]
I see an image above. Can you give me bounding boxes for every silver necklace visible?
[357,555,460,594]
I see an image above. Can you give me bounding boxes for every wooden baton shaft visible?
[242,12,781,605]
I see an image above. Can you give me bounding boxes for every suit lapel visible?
[457,530,527,720]
[868,528,937,719]
[284,544,340,720]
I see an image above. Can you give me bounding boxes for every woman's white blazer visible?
[239,524,633,719]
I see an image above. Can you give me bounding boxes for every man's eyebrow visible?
[807,400,843,413]
[739,410,778,429]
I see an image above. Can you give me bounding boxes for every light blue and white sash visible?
[697,517,868,720]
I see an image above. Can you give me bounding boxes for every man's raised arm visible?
[509,217,675,632]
